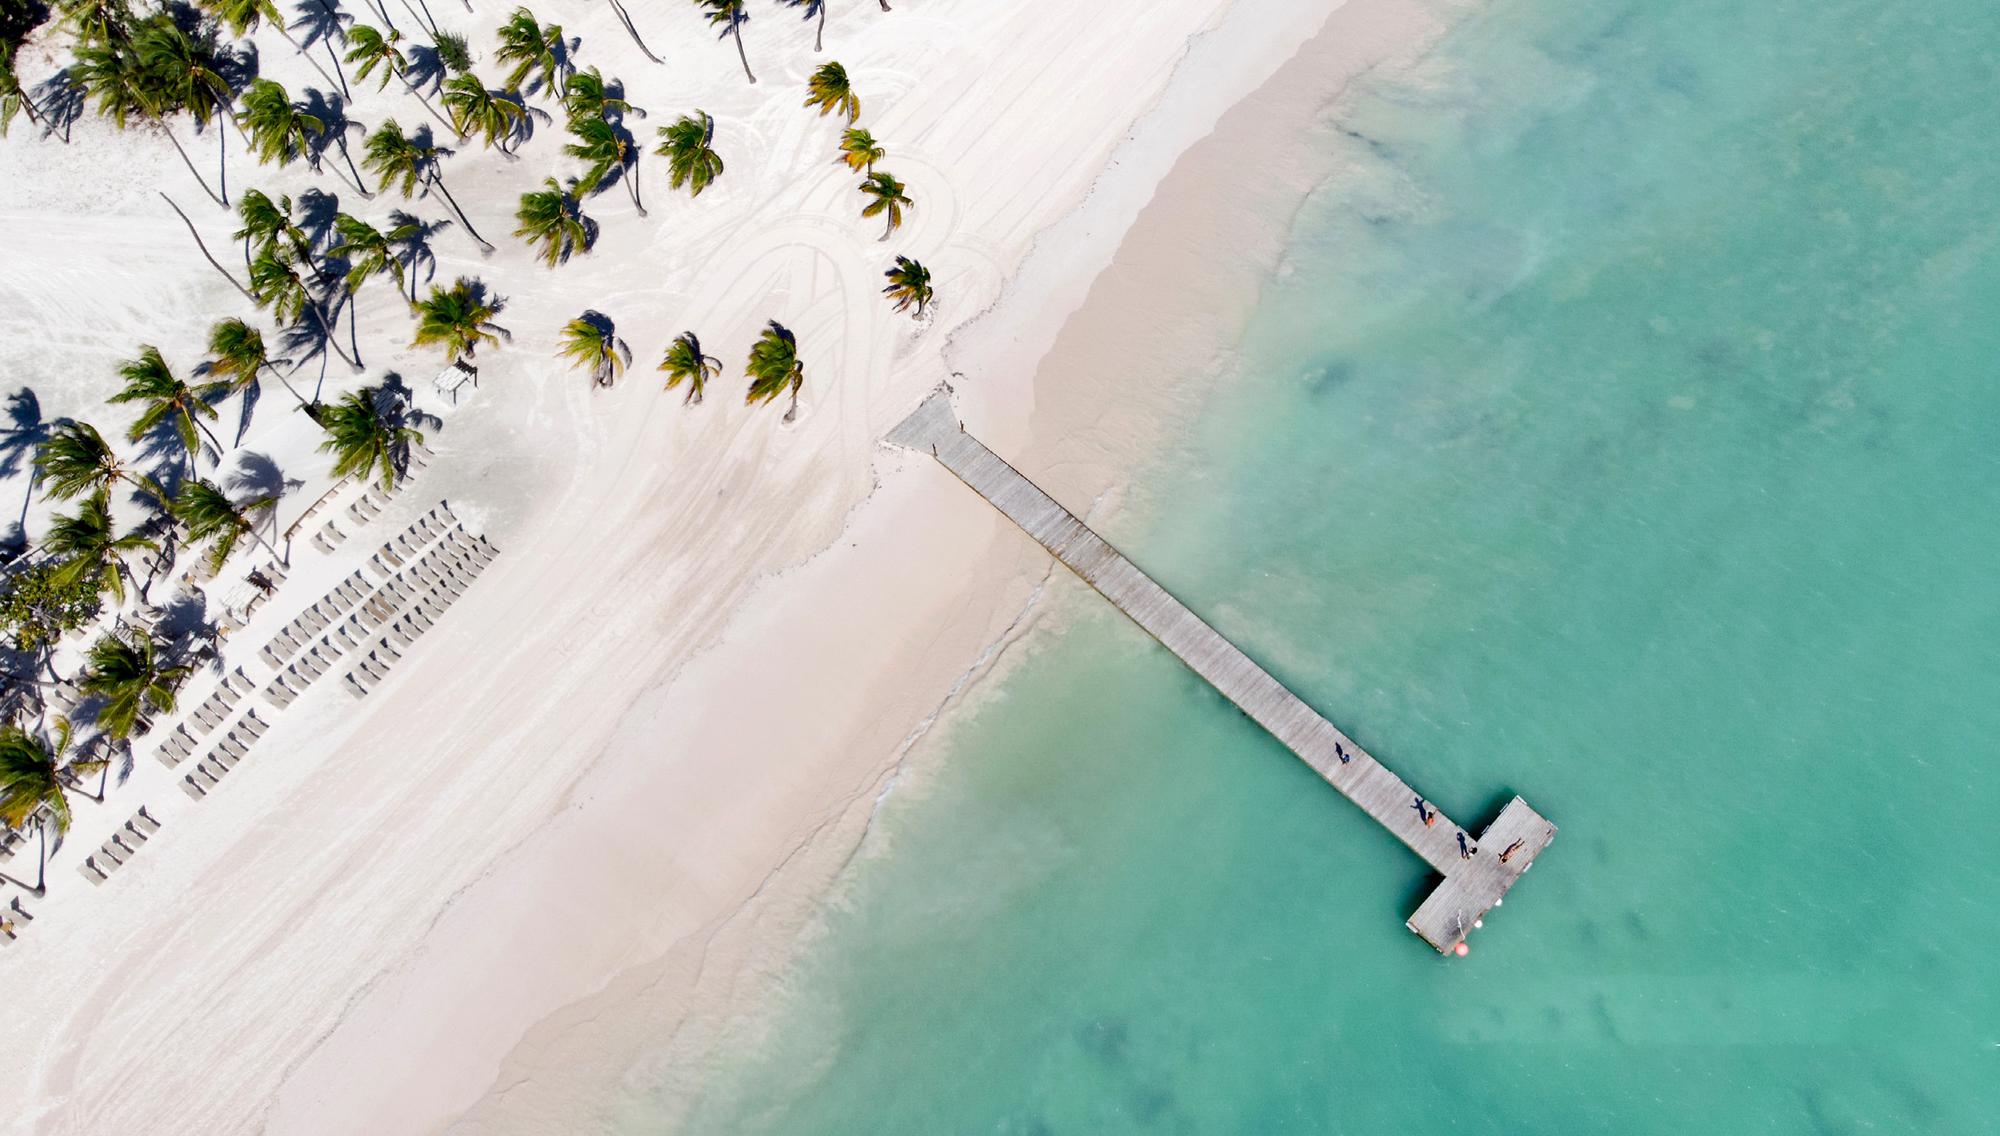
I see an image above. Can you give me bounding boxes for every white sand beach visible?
[0,0,1458,1130]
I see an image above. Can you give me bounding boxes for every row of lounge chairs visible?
[347,526,499,698]
[75,807,163,886]
[153,667,254,768]
[258,572,373,671]
[370,502,460,578]
[178,710,269,801]
[310,445,436,555]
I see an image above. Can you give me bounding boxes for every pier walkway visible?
[889,391,1555,954]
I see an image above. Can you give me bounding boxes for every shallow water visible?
[677,0,2000,1130]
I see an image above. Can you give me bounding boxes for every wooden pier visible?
[889,391,1555,954]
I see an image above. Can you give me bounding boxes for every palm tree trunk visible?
[459,0,472,11]
[153,115,226,207]
[278,28,346,94]
[346,288,365,366]
[160,193,260,304]
[732,20,755,84]
[877,0,890,9]
[215,120,229,206]
[605,0,664,64]
[325,39,353,101]
[325,137,375,198]
[626,162,646,216]
[428,172,495,252]
[403,0,439,39]
[318,301,364,372]
[882,209,893,241]
[815,3,825,51]
[260,361,319,420]
[187,408,226,465]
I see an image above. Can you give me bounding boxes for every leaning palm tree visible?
[315,386,421,491]
[744,320,804,422]
[562,66,642,123]
[655,110,722,197]
[81,631,190,739]
[557,314,631,389]
[565,114,644,214]
[72,28,226,205]
[131,18,236,201]
[858,169,911,241]
[803,60,857,121]
[108,346,226,465]
[513,177,592,266]
[247,250,314,325]
[205,317,318,414]
[237,78,323,170]
[412,276,507,363]
[441,73,526,152]
[835,125,882,173]
[34,421,165,506]
[777,0,828,52]
[601,0,662,63]
[363,118,494,250]
[173,478,281,572]
[43,490,159,603]
[431,29,473,75]
[658,331,719,405]
[882,255,933,317]
[347,23,457,133]
[697,0,755,84]
[0,719,86,896]
[329,213,408,301]
[494,7,566,94]
[234,188,316,266]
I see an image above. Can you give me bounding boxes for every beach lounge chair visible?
[99,840,128,866]
[181,775,207,800]
[133,808,162,836]
[344,673,370,698]
[218,736,249,762]
[121,821,149,847]
[238,712,267,740]
[80,856,109,884]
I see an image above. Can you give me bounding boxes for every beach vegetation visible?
[494,6,566,94]
[513,176,592,265]
[0,562,101,654]
[441,72,525,152]
[564,113,644,214]
[562,66,640,123]
[203,317,319,418]
[696,0,754,85]
[803,60,856,122]
[659,331,720,405]
[41,489,157,603]
[412,276,507,362]
[234,188,316,266]
[882,255,932,317]
[654,109,721,197]
[835,125,881,173]
[557,313,631,389]
[315,385,421,491]
[108,345,226,465]
[858,169,909,240]
[246,249,313,325]
[237,78,322,170]
[0,718,89,896]
[173,478,279,572]
[80,629,189,739]
[363,118,493,249]
[431,29,473,75]
[34,420,165,506]
[744,320,804,421]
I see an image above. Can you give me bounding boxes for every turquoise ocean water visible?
[679,0,2000,1130]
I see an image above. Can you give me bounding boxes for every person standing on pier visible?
[1411,796,1435,825]
[1457,831,1476,859]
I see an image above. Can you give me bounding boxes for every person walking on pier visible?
[1457,831,1476,859]
[1335,742,1350,764]
[1411,796,1435,826]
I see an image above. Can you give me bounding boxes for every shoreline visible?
[0,0,1468,1132]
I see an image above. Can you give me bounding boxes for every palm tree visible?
[237,78,322,170]
[59,0,130,46]
[316,386,421,491]
[384,210,442,303]
[441,73,526,152]
[697,0,755,85]
[234,188,315,266]
[431,29,473,75]
[513,177,592,266]
[745,320,804,422]
[363,119,494,250]
[778,0,827,52]
[858,170,910,241]
[658,331,719,405]
[602,0,662,64]
[494,7,566,94]
[562,67,641,123]
[204,317,318,415]
[173,478,281,572]
[412,277,506,362]
[43,490,158,603]
[803,60,857,121]
[0,719,86,896]
[34,421,167,506]
[836,126,882,173]
[347,23,458,134]
[557,314,631,389]
[247,250,313,325]
[882,255,933,317]
[330,213,408,301]
[200,0,336,88]
[131,19,237,202]
[72,29,226,205]
[108,346,226,464]
[655,110,722,197]
[81,631,190,739]
[565,114,644,214]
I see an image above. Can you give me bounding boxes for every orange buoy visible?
[1454,942,1470,957]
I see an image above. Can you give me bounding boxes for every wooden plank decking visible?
[889,390,1555,954]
